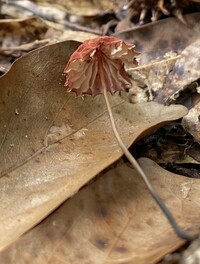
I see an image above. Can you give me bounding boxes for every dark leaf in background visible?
[115,13,200,64]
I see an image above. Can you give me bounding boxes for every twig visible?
[129,55,182,71]
[4,0,102,35]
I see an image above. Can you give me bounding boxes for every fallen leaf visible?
[115,13,200,64]
[187,143,200,163]
[0,158,199,263]
[127,52,179,104]
[156,38,200,103]
[0,17,51,54]
[182,101,200,142]
[125,0,200,24]
[115,15,200,104]
[0,40,188,250]
[0,16,98,73]
[0,16,52,72]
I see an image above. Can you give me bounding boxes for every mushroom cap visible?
[64,36,139,97]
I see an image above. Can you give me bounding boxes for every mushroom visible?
[64,36,196,241]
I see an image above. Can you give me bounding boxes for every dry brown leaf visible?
[0,17,51,54]
[0,16,98,73]
[0,158,199,264]
[115,14,200,104]
[157,38,200,103]
[127,53,179,104]
[0,40,188,250]
[115,13,200,64]
[182,101,200,142]
[0,17,55,72]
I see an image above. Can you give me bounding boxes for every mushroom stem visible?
[99,64,196,242]
[103,90,197,242]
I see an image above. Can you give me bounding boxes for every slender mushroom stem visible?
[65,35,197,241]
[99,61,197,242]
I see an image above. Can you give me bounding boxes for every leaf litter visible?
[0,40,189,251]
[0,159,199,264]
[0,1,200,263]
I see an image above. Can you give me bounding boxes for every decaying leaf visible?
[0,16,51,72]
[115,16,200,104]
[115,13,200,64]
[0,17,51,54]
[156,38,200,103]
[125,0,199,24]
[0,158,199,263]
[0,40,188,249]
[0,16,98,74]
[127,52,179,104]
[182,101,200,142]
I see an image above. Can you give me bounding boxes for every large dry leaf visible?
[0,40,188,249]
[0,158,199,264]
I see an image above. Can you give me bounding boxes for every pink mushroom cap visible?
[64,36,139,97]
